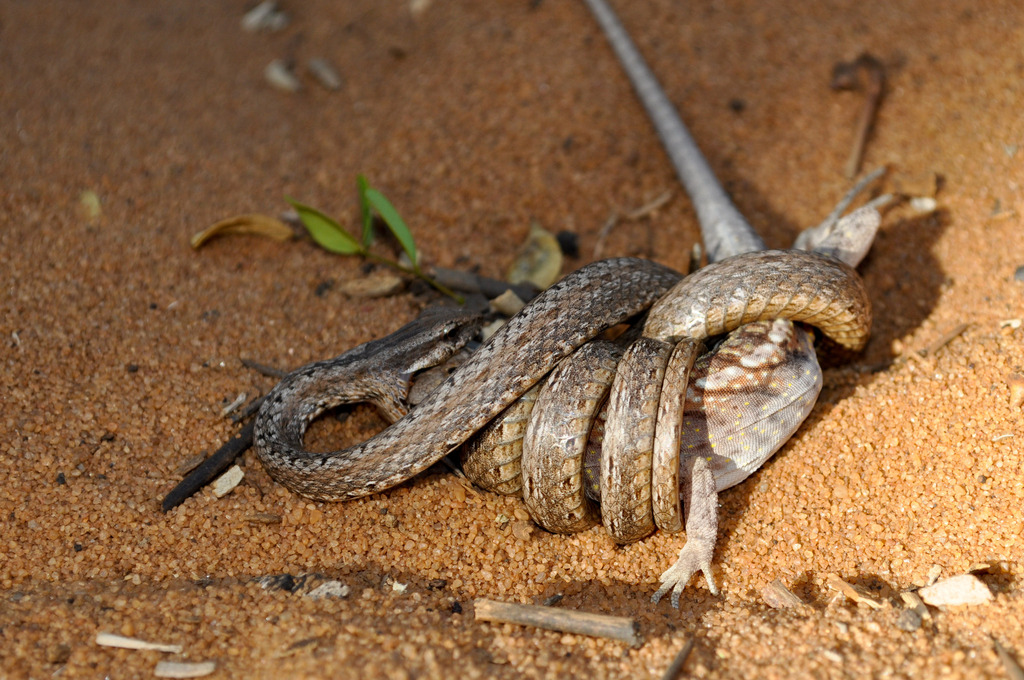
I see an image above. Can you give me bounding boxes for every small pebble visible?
[241,1,289,32]
[909,196,937,214]
[511,520,534,541]
[308,58,342,91]
[894,608,923,632]
[45,643,72,665]
[306,581,351,600]
[212,465,244,498]
[409,0,434,19]
[265,59,301,92]
[78,190,102,223]
[899,590,930,620]
[1006,374,1024,408]
[918,574,993,606]
[1014,265,1024,283]
[555,230,579,258]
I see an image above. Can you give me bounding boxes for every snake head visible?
[398,306,483,375]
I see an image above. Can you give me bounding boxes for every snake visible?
[252,0,886,606]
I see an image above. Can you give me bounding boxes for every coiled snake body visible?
[253,0,886,606]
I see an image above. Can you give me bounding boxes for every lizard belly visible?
[681,320,821,492]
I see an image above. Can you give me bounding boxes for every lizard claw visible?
[651,540,719,607]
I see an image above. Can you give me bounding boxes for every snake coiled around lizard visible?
[253,248,869,518]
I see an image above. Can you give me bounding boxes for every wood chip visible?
[825,574,885,609]
[245,512,283,524]
[338,272,405,299]
[489,289,526,316]
[918,574,993,606]
[212,465,244,498]
[95,632,182,653]
[154,660,217,678]
[219,392,247,417]
[761,579,806,609]
[173,452,208,477]
[474,598,641,647]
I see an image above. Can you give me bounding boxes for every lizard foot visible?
[651,538,719,607]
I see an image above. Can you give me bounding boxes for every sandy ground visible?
[3,0,1024,678]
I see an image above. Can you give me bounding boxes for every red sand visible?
[2,1,1023,677]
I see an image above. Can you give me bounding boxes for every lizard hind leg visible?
[652,452,719,606]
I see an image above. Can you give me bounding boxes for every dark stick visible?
[430,267,540,302]
[161,420,255,512]
[240,358,288,379]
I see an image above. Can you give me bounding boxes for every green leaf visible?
[364,187,418,268]
[287,197,364,255]
[356,174,374,247]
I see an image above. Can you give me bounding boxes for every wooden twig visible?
[592,213,619,259]
[994,638,1024,680]
[624,189,673,220]
[921,322,969,357]
[660,637,695,680]
[473,598,641,647]
[832,54,885,179]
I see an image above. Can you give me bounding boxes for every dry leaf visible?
[507,222,563,290]
[190,214,294,249]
